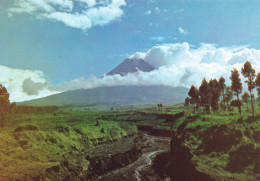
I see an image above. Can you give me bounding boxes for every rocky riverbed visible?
[91,133,171,181]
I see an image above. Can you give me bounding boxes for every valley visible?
[0,104,259,181]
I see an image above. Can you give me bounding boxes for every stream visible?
[135,150,164,181]
[93,132,171,181]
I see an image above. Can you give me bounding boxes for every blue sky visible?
[1,0,260,101]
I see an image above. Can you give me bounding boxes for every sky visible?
[1,0,260,102]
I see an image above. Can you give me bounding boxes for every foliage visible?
[242,91,250,110]
[188,85,199,112]
[0,84,15,127]
[199,78,210,112]
[219,76,226,110]
[256,72,260,100]
[241,61,256,116]
[208,78,221,112]
[230,68,243,115]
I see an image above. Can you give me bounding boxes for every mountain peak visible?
[107,58,155,76]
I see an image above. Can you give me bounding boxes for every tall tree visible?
[242,91,250,111]
[0,85,14,127]
[241,61,256,116]
[230,68,243,115]
[199,78,210,113]
[209,78,221,113]
[188,85,199,112]
[219,76,226,110]
[255,72,260,101]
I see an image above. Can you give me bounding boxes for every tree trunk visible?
[250,90,254,117]
[237,94,241,115]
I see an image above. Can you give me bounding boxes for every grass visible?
[0,108,137,181]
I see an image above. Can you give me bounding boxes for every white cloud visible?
[46,0,73,11]
[86,1,126,26]
[145,10,152,16]
[0,65,59,102]
[155,7,160,13]
[76,0,97,7]
[150,36,166,42]
[8,0,126,32]
[179,27,188,35]
[126,42,260,88]
[43,12,92,31]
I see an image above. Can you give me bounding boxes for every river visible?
[92,132,171,181]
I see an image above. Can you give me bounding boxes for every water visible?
[135,150,164,181]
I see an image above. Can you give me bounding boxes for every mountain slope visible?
[19,85,188,106]
[107,58,155,76]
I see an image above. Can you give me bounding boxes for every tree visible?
[188,85,199,112]
[230,68,243,115]
[208,78,221,113]
[184,97,191,113]
[219,76,226,110]
[223,86,233,111]
[199,78,210,113]
[242,91,250,111]
[255,72,260,101]
[241,61,256,116]
[0,85,15,127]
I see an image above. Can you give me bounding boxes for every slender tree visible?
[188,85,199,112]
[199,78,210,113]
[208,78,221,113]
[242,91,250,111]
[241,61,256,116]
[255,72,260,101]
[230,68,243,115]
[219,76,226,110]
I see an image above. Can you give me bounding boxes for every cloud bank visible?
[8,0,126,31]
[58,42,260,92]
[2,42,260,102]
[0,65,59,102]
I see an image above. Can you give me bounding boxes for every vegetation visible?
[186,61,259,116]
[0,108,138,180]
[0,84,15,127]
[241,61,256,116]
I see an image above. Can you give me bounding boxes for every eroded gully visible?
[92,133,171,181]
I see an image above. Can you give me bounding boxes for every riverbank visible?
[153,114,260,181]
[0,110,139,181]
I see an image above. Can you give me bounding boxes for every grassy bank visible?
[0,108,137,180]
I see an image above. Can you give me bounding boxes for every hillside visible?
[19,85,188,107]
